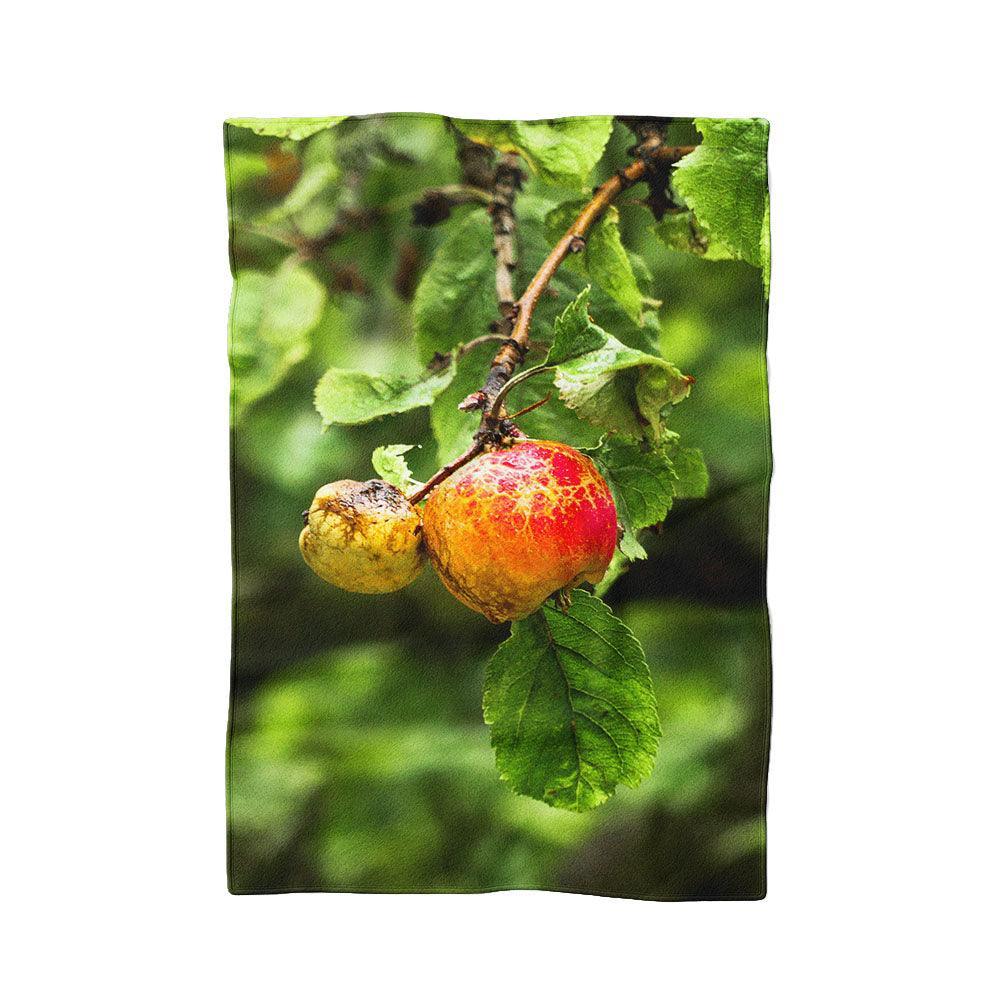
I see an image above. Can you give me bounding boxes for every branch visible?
[407,440,485,505]
[489,153,522,324]
[475,144,695,413]
[409,142,696,503]
[411,184,492,226]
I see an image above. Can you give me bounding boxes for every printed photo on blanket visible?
[225,114,771,899]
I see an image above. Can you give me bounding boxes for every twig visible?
[411,184,491,226]
[298,206,382,258]
[407,440,485,505]
[489,364,553,418]
[456,333,510,359]
[489,153,522,328]
[239,206,383,262]
[506,393,551,421]
[407,153,524,503]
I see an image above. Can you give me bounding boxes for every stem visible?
[506,393,552,421]
[411,184,491,226]
[489,365,553,418]
[490,153,522,328]
[455,333,509,359]
[407,154,523,504]
[407,440,484,505]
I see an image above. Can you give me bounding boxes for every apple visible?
[299,479,425,594]
[422,440,617,622]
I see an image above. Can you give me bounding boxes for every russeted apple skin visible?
[299,479,425,594]
[422,440,617,623]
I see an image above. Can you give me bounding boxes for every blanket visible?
[225,113,772,899]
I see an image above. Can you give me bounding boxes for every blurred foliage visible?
[226,114,770,897]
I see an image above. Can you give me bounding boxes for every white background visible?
[4,2,998,996]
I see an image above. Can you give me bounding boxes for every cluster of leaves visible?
[226,114,769,812]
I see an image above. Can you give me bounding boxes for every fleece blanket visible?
[226,114,771,899]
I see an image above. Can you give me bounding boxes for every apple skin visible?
[299,479,425,594]
[422,440,617,623]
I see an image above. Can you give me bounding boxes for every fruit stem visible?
[407,440,485,505]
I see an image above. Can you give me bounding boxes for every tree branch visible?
[475,144,695,416]
[407,439,485,505]
[411,184,492,226]
[490,153,522,323]
[409,141,696,503]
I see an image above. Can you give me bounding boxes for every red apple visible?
[422,440,617,622]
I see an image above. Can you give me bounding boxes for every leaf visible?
[453,117,613,187]
[672,118,770,284]
[227,116,348,140]
[371,445,422,493]
[548,289,693,440]
[586,437,677,560]
[230,263,326,415]
[412,212,497,360]
[414,194,597,364]
[483,590,660,811]
[669,446,709,499]
[653,210,729,260]
[546,286,606,364]
[314,357,455,428]
[545,201,644,322]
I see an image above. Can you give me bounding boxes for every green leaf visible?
[227,116,347,140]
[669,446,709,499]
[483,590,660,811]
[653,210,729,260]
[545,201,644,322]
[548,289,693,440]
[412,212,496,360]
[546,286,606,364]
[453,117,613,187]
[414,193,596,364]
[371,444,422,493]
[230,263,326,415]
[586,437,677,560]
[314,357,456,428]
[672,118,770,284]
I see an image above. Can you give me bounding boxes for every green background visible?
[226,114,771,898]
